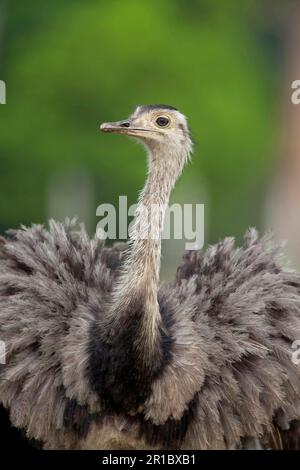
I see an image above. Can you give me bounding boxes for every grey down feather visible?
[0,218,300,449]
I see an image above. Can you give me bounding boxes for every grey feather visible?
[1,105,300,449]
[0,221,299,449]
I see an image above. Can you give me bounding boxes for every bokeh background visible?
[1,0,300,279]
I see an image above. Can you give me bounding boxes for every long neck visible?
[92,144,187,412]
[110,145,181,361]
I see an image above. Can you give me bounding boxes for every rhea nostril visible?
[120,121,130,128]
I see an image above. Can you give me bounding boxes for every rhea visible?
[0,104,300,450]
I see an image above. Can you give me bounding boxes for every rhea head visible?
[100,104,193,174]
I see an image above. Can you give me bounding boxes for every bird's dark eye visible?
[155,116,169,127]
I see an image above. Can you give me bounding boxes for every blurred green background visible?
[0,0,299,277]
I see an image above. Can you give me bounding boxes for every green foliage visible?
[0,0,277,242]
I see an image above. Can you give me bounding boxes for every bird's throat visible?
[110,148,180,359]
[90,146,187,412]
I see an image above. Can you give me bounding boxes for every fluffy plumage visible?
[1,104,300,449]
[0,220,300,449]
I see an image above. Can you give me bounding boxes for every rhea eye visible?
[155,116,169,127]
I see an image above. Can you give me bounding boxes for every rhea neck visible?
[110,140,187,362]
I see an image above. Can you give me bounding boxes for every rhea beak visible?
[100,120,149,137]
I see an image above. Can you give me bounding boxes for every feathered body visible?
[0,105,300,449]
[1,221,300,449]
